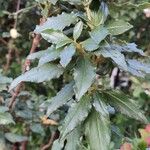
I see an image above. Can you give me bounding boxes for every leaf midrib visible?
[105,92,143,119]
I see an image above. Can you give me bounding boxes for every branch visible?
[21,141,28,150]
[12,143,19,150]
[8,17,46,110]
[14,0,21,29]
[8,82,23,109]
[0,38,8,46]
[41,130,60,150]
[12,5,37,16]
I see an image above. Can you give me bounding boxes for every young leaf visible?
[60,44,76,67]
[41,29,72,48]
[95,46,128,71]
[85,108,110,150]
[81,38,99,52]
[103,91,148,123]
[90,10,105,27]
[73,21,83,41]
[0,112,15,125]
[43,82,74,116]
[9,63,63,91]
[60,95,92,139]
[38,46,61,66]
[106,20,133,35]
[74,57,96,100]
[90,26,109,44]
[100,1,109,22]
[34,12,77,33]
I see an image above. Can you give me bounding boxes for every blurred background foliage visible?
[0,0,150,149]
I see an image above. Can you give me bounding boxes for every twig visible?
[41,130,60,150]
[21,141,28,150]
[4,41,15,72]
[8,17,46,110]
[8,82,23,109]
[12,5,37,16]
[14,0,21,29]
[24,17,46,71]
[4,0,21,72]
[12,143,19,150]
[0,38,8,46]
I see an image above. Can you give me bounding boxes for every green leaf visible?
[0,74,12,84]
[85,108,110,150]
[127,59,150,77]
[81,38,99,52]
[110,43,145,56]
[60,44,76,67]
[5,133,27,143]
[27,47,51,60]
[30,123,45,135]
[0,106,9,113]
[15,109,33,119]
[43,82,74,116]
[91,92,110,150]
[103,91,148,123]
[138,2,150,9]
[65,128,81,150]
[62,0,82,5]
[107,20,133,35]
[73,21,83,41]
[0,74,12,91]
[49,0,58,5]
[95,46,128,71]
[61,95,92,139]
[0,112,15,125]
[35,12,77,33]
[51,139,63,150]
[127,66,144,77]
[38,46,61,66]
[74,57,96,100]
[35,0,47,4]
[93,93,109,118]
[111,2,150,10]
[90,26,109,44]
[41,29,72,48]
[9,63,63,91]
[81,26,109,52]
[121,43,145,56]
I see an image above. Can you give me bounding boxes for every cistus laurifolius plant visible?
[9,0,150,149]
